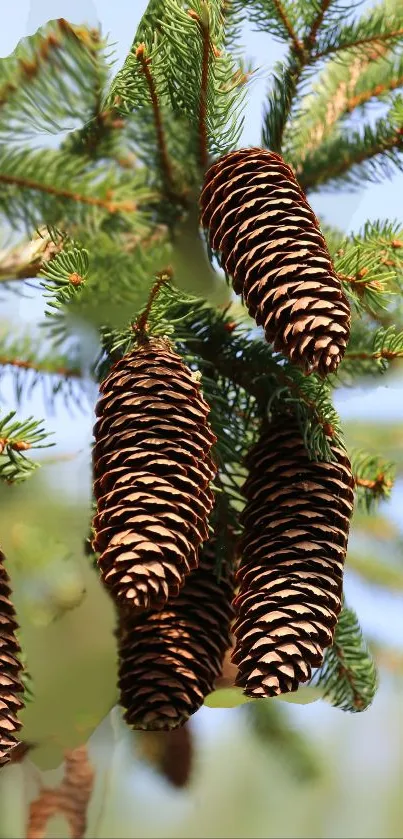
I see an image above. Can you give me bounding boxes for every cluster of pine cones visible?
[92,149,354,731]
[0,149,354,764]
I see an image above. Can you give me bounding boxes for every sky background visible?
[1,0,402,747]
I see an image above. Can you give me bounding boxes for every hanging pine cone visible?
[92,338,217,612]
[118,536,235,730]
[200,148,351,376]
[232,417,354,698]
[0,549,24,767]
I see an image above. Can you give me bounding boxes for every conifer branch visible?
[315,604,377,713]
[304,0,332,51]
[0,30,61,109]
[135,44,176,193]
[188,9,211,170]
[314,28,403,61]
[271,0,305,58]
[346,74,403,112]
[0,173,137,213]
[0,355,81,379]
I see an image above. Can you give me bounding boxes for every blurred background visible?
[0,2,402,837]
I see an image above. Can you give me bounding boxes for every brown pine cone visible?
[232,417,354,698]
[0,550,24,767]
[118,537,235,730]
[200,148,351,376]
[92,338,216,612]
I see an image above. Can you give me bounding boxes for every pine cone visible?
[92,338,217,612]
[0,550,24,767]
[118,537,235,730]
[232,417,354,698]
[200,148,351,376]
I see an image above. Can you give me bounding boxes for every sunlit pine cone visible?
[0,549,24,767]
[92,338,216,613]
[118,537,235,730]
[200,147,351,376]
[232,416,354,698]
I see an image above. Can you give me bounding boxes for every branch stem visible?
[135,44,176,193]
[0,174,137,213]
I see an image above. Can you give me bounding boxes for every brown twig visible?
[344,350,403,361]
[0,173,137,213]
[354,474,393,493]
[304,0,332,51]
[300,127,403,190]
[135,43,176,193]
[272,0,305,58]
[0,356,81,378]
[332,641,366,710]
[188,10,211,170]
[314,28,403,61]
[135,267,173,334]
[346,74,403,112]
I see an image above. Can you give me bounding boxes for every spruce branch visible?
[134,43,177,195]
[315,603,377,712]
[187,8,211,170]
[271,0,305,58]
[351,450,395,512]
[298,105,403,191]
[0,411,51,483]
[0,172,137,214]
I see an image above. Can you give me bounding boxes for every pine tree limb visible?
[188,9,211,170]
[0,173,137,213]
[0,30,62,110]
[347,73,403,112]
[304,0,332,51]
[134,44,177,194]
[271,0,305,58]
[314,27,403,61]
[0,356,81,379]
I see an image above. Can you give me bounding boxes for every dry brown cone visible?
[138,724,194,788]
[0,549,24,768]
[118,535,236,730]
[27,745,95,839]
[200,147,351,376]
[232,416,354,698]
[92,338,217,612]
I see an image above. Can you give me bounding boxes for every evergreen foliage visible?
[1,0,403,758]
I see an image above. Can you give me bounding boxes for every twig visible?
[0,231,61,282]
[346,74,403,112]
[314,28,403,61]
[272,0,305,58]
[300,128,403,190]
[344,350,403,361]
[0,173,137,213]
[304,0,332,51]
[0,356,81,378]
[135,268,173,335]
[135,43,177,193]
[332,640,366,710]
[188,10,211,170]
[354,474,393,492]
